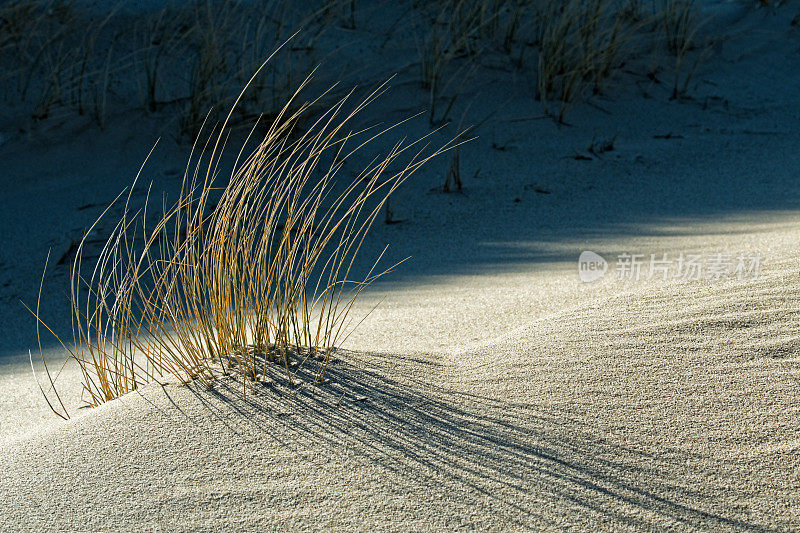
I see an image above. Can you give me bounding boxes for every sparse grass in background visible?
[0,1,127,124]
[0,0,75,106]
[536,0,638,124]
[30,62,459,417]
[660,0,709,99]
[180,1,234,139]
[134,6,194,113]
[411,0,706,124]
[416,0,489,126]
[165,1,325,140]
[661,0,695,54]
[1,0,714,133]
[1,0,325,136]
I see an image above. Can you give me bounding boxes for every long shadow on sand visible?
[172,351,775,531]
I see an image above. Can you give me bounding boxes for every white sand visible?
[1,1,799,530]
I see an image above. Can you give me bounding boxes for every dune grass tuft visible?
[30,60,458,418]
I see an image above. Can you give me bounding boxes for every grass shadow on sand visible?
[167,351,773,531]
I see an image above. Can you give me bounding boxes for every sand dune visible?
[2,0,799,530]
